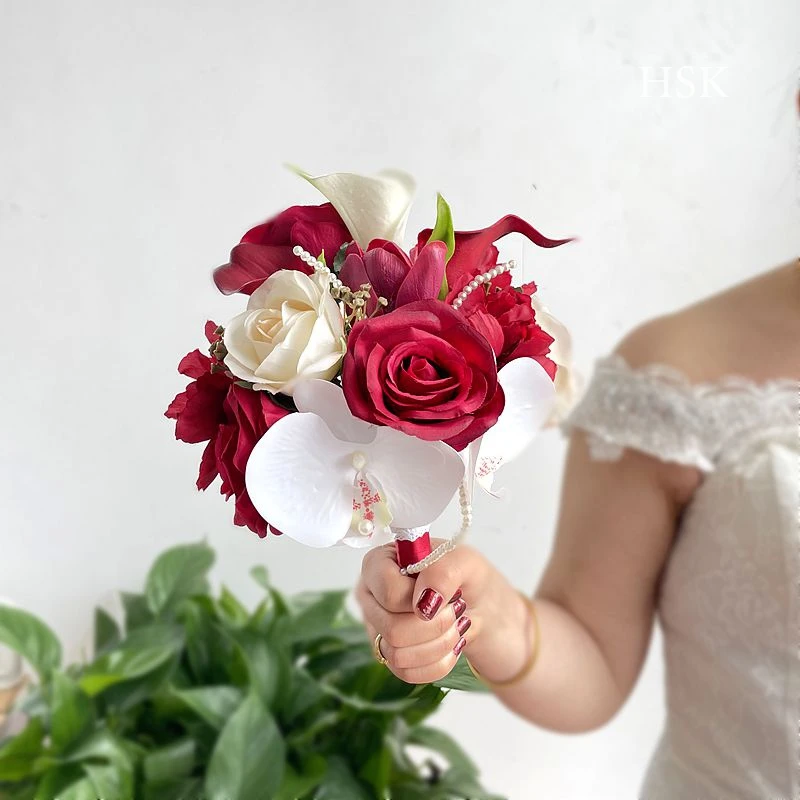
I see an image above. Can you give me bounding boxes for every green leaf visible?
[145,541,215,617]
[33,765,84,800]
[0,719,44,781]
[0,783,38,800]
[58,729,136,768]
[229,632,288,710]
[171,685,243,731]
[216,586,249,629]
[97,653,178,713]
[281,669,326,724]
[84,761,134,799]
[120,592,154,631]
[401,684,447,726]
[433,656,488,693]
[142,778,203,800]
[79,624,183,696]
[312,757,371,800]
[143,738,195,787]
[205,693,285,800]
[332,242,352,274]
[249,565,270,591]
[286,591,348,645]
[405,726,478,777]
[434,767,506,800]
[93,608,121,654]
[317,681,418,714]
[179,600,227,684]
[275,757,327,800]
[428,194,455,261]
[52,777,98,800]
[0,604,61,681]
[427,193,455,302]
[359,744,392,797]
[50,671,95,753]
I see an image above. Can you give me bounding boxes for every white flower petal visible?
[342,524,394,549]
[367,429,464,528]
[291,166,416,248]
[292,380,375,444]
[530,297,578,424]
[476,358,555,485]
[245,414,356,547]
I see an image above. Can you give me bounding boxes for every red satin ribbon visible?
[395,533,432,569]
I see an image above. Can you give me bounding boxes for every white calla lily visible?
[290,166,416,249]
[245,380,464,549]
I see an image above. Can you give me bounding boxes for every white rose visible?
[222,270,346,395]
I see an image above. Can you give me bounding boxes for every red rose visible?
[165,322,290,536]
[342,300,504,451]
[213,203,352,295]
[450,272,556,376]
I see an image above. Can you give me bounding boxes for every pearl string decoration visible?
[451,260,516,311]
[292,245,343,291]
[399,480,473,576]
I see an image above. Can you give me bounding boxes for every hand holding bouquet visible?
[167,168,573,573]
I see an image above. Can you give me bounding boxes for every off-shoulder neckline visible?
[597,353,799,397]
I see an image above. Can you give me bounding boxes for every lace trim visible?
[561,353,799,471]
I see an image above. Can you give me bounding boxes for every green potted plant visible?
[0,542,502,800]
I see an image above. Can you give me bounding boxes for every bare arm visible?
[464,428,697,731]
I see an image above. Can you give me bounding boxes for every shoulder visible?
[614,263,800,383]
[613,299,731,383]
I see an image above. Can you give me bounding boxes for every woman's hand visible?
[356,540,526,684]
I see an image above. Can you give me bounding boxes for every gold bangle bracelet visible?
[465,591,540,690]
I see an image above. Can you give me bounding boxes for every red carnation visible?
[342,300,504,451]
[165,322,290,536]
[450,272,556,376]
[213,203,352,295]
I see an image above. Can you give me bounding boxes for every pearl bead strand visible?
[451,260,516,311]
[399,480,473,576]
[292,245,343,291]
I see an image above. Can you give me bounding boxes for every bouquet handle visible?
[394,530,432,572]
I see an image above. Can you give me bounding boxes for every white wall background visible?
[1,1,799,797]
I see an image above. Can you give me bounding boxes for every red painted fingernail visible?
[453,636,467,656]
[457,616,471,636]
[417,588,444,620]
[448,588,462,604]
[452,598,467,620]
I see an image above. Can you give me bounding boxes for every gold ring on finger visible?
[373,632,389,666]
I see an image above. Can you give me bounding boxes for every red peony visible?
[213,203,352,296]
[165,321,290,536]
[450,271,556,376]
[341,300,504,451]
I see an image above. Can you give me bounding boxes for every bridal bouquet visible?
[166,168,573,573]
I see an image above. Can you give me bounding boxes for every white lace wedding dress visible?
[563,354,799,799]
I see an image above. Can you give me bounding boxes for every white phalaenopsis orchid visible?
[465,357,557,499]
[244,379,465,549]
[290,166,416,249]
